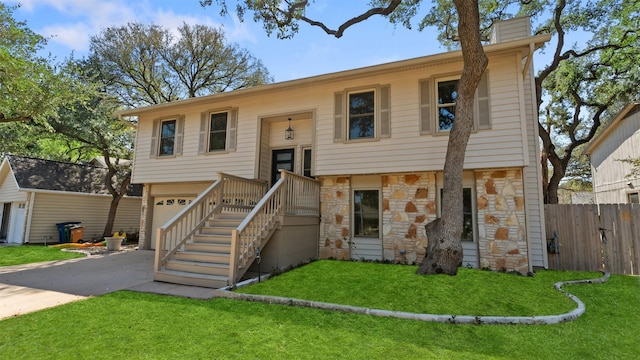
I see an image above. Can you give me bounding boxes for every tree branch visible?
[299,0,403,38]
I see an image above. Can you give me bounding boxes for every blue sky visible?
[9,0,454,82]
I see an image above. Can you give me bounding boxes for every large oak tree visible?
[90,22,274,107]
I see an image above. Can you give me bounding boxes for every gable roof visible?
[584,102,640,155]
[116,33,551,117]
[3,155,141,197]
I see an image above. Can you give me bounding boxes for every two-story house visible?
[119,17,550,288]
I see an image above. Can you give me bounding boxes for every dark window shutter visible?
[174,117,184,156]
[477,71,491,130]
[227,109,237,151]
[198,112,207,154]
[334,92,344,142]
[419,79,432,134]
[379,85,391,138]
[150,119,160,157]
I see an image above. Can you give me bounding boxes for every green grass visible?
[0,261,638,359]
[237,260,597,316]
[0,245,84,266]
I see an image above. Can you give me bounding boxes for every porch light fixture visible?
[285,118,294,140]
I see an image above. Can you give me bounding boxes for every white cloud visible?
[40,22,93,52]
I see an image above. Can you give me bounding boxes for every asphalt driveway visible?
[0,249,215,320]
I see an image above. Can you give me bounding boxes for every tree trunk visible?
[103,194,124,237]
[417,0,487,275]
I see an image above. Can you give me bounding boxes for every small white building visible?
[0,155,142,244]
[585,103,640,204]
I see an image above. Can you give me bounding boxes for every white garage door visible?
[151,197,195,249]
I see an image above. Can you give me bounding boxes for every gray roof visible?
[6,155,142,197]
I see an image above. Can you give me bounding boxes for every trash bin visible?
[55,222,81,243]
[70,226,85,243]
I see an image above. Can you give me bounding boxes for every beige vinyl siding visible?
[490,17,531,43]
[0,172,27,203]
[27,193,141,244]
[133,94,320,184]
[132,51,528,181]
[521,53,547,268]
[315,56,527,176]
[591,110,640,204]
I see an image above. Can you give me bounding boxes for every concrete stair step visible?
[184,242,230,253]
[154,269,228,289]
[192,233,231,243]
[199,226,235,236]
[165,259,229,276]
[174,250,230,264]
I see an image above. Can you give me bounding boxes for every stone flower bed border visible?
[214,271,610,325]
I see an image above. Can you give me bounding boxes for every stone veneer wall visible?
[318,169,530,273]
[475,169,529,273]
[381,173,437,264]
[319,176,351,259]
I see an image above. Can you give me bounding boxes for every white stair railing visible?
[228,170,320,285]
[154,173,267,273]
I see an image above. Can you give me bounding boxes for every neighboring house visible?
[119,17,550,287]
[0,155,142,244]
[585,102,640,204]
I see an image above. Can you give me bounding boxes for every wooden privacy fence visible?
[544,204,640,275]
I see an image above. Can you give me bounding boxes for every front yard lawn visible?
[0,261,638,359]
[0,245,84,266]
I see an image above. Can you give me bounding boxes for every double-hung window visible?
[208,112,228,152]
[419,71,490,134]
[151,116,184,158]
[333,85,390,142]
[348,90,376,140]
[199,109,237,154]
[159,120,177,156]
[437,78,459,131]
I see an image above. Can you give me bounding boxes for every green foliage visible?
[89,22,273,107]
[0,121,100,162]
[0,4,90,124]
[1,266,638,359]
[0,245,83,267]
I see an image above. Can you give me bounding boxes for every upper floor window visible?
[159,119,176,156]
[348,90,375,140]
[437,79,458,131]
[419,71,490,134]
[151,116,184,158]
[333,85,390,142]
[199,109,237,154]
[208,112,228,152]
[629,192,639,204]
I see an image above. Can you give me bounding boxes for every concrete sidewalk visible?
[0,250,216,320]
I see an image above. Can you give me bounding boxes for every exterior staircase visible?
[154,213,245,288]
[152,171,320,288]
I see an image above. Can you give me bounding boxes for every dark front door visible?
[271,149,295,186]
